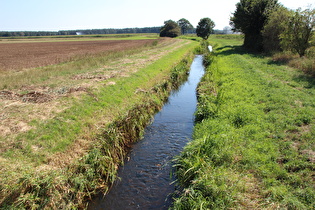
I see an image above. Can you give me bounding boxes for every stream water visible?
[89,55,205,210]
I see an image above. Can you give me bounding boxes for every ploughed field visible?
[0,39,156,71]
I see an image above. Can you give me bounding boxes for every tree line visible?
[0,27,162,37]
[0,22,232,38]
[160,18,216,39]
[230,0,315,56]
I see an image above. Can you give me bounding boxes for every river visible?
[89,55,205,209]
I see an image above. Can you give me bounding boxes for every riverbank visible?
[0,37,199,209]
[89,55,205,209]
[173,35,315,209]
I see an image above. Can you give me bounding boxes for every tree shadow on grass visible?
[267,60,286,66]
[215,45,265,59]
[293,74,315,89]
[265,58,315,89]
[266,57,293,66]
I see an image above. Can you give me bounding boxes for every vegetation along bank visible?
[0,37,199,209]
[172,35,315,209]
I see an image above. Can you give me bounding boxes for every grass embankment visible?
[172,35,315,209]
[0,38,199,209]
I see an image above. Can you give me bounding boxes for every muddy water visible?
[89,55,205,210]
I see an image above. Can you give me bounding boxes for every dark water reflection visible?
[89,55,205,210]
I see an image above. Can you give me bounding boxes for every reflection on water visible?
[89,55,205,210]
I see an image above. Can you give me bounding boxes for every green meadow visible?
[173,35,315,209]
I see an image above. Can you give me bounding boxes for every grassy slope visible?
[0,38,199,209]
[172,35,315,209]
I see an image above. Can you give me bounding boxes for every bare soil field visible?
[0,39,156,71]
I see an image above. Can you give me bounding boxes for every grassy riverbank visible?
[173,35,315,209]
[0,37,199,209]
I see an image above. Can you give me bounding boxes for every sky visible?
[0,0,314,31]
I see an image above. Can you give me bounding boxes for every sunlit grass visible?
[0,38,199,209]
[173,35,315,209]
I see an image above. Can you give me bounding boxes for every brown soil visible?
[0,90,53,103]
[0,39,156,71]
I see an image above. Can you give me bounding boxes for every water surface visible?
[89,55,205,210]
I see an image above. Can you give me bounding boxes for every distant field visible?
[0,39,158,71]
[0,34,159,42]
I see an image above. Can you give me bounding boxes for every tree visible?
[196,18,215,40]
[280,8,315,57]
[223,26,232,34]
[230,0,279,51]
[262,5,292,52]
[160,20,181,38]
[177,18,193,34]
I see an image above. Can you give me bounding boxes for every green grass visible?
[0,38,198,209]
[172,35,315,209]
[0,39,199,209]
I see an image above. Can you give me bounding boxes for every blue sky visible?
[1,0,313,31]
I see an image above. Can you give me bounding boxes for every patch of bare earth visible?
[0,38,189,169]
[238,175,264,208]
[0,39,158,71]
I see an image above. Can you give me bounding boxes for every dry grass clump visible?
[272,47,315,75]
[288,57,315,75]
[272,51,299,63]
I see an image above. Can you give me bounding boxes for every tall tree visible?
[177,18,193,34]
[280,8,315,57]
[230,0,279,51]
[196,18,215,40]
[160,20,181,38]
[262,5,292,52]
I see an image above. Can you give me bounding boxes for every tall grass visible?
[172,35,315,209]
[272,46,315,75]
